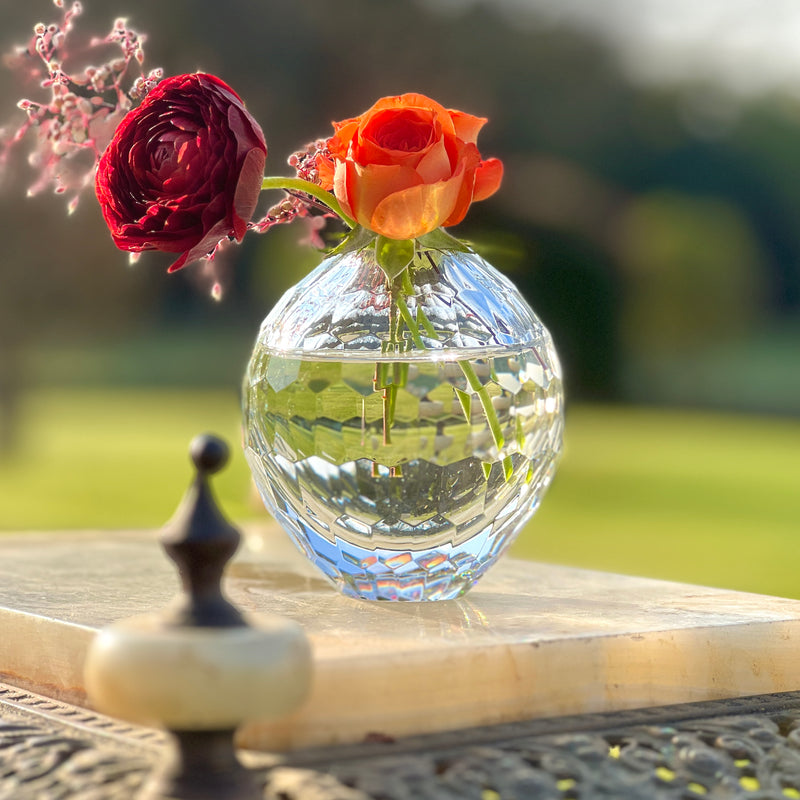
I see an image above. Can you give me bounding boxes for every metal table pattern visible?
[5,681,800,799]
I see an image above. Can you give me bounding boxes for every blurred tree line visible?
[1,0,799,448]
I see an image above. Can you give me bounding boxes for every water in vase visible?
[243,344,563,601]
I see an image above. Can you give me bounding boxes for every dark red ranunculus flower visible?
[95,73,266,271]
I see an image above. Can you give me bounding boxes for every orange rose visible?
[319,93,503,240]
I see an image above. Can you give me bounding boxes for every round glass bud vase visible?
[243,244,564,601]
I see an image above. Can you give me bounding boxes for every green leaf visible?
[375,236,415,279]
[327,225,375,256]
[416,228,472,253]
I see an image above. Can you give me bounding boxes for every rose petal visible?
[329,118,359,159]
[356,108,438,168]
[449,110,487,144]
[370,173,463,239]
[472,157,503,202]
[441,151,480,228]
[414,133,456,184]
[335,160,422,229]
[316,152,335,190]
[368,94,456,137]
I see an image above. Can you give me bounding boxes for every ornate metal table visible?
[4,681,800,799]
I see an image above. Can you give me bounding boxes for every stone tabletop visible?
[2,527,800,751]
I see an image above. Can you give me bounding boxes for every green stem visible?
[381,288,403,443]
[396,294,425,350]
[401,269,415,295]
[400,266,441,345]
[401,264,505,454]
[417,307,438,340]
[459,360,505,451]
[260,177,356,228]
[383,384,396,445]
[383,251,508,477]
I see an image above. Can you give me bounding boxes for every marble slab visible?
[2,527,800,751]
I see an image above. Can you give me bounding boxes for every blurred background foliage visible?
[0,0,798,594]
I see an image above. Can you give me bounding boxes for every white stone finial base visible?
[84,613,311,731]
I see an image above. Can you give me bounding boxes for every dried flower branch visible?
[0,0,158,213]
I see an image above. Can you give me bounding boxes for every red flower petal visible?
[95,72,267,270]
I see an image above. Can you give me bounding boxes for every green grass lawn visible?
[1,388,798,598]
[514,406,800,598]
[0,388,254,530]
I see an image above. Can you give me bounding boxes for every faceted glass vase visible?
[243,245,564,601]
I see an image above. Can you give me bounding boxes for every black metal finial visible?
[159,433,245,628]
[189,433,229,474]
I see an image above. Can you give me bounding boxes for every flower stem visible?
[402,264,507,459]
[260,176,356,228]
[459,359,505,451]
[396,294,425,349]
[417,307,438,340]
[379,289,402,447]
[401,262,506,458]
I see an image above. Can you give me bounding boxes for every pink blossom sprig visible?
[249,139,341,249]
[0,0,160,213]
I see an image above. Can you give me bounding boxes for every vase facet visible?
[243,246,563,601]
